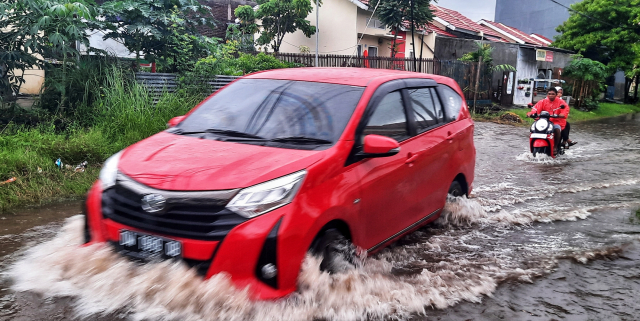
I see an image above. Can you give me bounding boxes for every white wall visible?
[263,0,358,55]
[513,48,538,105]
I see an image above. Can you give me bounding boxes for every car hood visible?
[118,132,326,191]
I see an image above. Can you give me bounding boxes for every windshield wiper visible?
[269,136,333,145]
[174,128,266,140]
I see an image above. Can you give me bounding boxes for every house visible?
[263,0,434,59]
[427,6,574,106]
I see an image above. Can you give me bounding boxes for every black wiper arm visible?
[204,129,266,139]
[269,136,333,144]
[172,128,265,140]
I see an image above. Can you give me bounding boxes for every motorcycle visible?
[528,110,564,158]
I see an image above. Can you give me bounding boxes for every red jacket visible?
[527,98,569,129]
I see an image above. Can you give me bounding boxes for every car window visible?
[407,87,444,133]
[177,79,364,144]
[363,91,409,142]
[440,85,463,122]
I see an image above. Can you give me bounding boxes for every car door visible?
[351,81,437,251]
[404,85,455,219]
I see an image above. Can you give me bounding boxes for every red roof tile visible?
[532,33,553,44]
[480,20,547,46]
[430,5,503,39]
[425,23,457,37]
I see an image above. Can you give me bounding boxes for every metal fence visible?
[274,53,491,102]
[135,54,492,104]
[134,72,240,101]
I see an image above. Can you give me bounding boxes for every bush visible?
[580,98,600,111]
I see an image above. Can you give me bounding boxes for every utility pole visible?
[315,1,319,67]
[473,56,483,114]
[410,0,416,72]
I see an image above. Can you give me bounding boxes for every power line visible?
[548,0,636,31]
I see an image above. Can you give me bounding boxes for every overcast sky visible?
[435,0,497,22]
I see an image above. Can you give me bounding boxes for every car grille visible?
[102,173,248,241]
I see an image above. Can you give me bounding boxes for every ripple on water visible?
[5,195,630,321]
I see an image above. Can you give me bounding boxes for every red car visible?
[84,68,475,299]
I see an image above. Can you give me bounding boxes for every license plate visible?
[530,133,548,139]
[118,230,182,260]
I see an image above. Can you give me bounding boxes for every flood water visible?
[1,114,639,321]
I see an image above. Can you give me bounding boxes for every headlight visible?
[226,170,306,218]
[99,151,123,190]
[535,119,548,132]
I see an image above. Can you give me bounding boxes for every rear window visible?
[440,86,464,122]
[178,79,364,143]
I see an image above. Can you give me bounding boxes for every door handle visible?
[405,152,420,164]
[447,131,455,141]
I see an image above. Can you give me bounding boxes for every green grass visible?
[474,103,640,125]
[0,69,202,211]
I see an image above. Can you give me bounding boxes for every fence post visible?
[473,56,483,114]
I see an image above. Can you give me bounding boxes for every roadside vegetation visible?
[473,103,640,125]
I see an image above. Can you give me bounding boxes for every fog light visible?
[261,263,277,279]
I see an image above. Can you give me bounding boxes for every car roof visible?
[244,67,455,87]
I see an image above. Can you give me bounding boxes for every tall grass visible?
[0,67,204,210]
[93,68,202,148]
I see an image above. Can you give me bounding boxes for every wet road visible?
[1,114,639,321]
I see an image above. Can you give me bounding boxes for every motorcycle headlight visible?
[535,119,548,132]
[99,151,123,190]
[226,170,306,219]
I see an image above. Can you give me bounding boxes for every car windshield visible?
[176,79,365,145]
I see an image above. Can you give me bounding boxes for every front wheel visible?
[311,229,359,273]
[532,146,547,157]
[448,180,464,197]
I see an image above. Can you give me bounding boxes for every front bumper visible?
[84,181,302,300]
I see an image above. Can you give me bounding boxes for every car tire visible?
[311,228,358,274]
[448,180,464,197]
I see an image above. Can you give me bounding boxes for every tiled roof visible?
[480,20,547,46]
[532,33,553,44]
[430,5,503,39]
[425,23,457,38]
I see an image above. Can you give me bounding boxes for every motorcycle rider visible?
[527,87,566,154]
[556,87,577,148]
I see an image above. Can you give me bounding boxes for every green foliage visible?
[236,0,317,53]
[459,42,516,74]
[369,0,434,58]
[0,0,99,105]
[39,57,120,120]
[227,5,259,53]
[564,56,608,82]
[563,56,608,107]
[554,0,640,76]
[100,0,216,65]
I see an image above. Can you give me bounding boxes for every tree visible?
[563,55,608,108]
[236,0,317,53]
[227,5,260,53]
[554,0,640,102]
[0,0,100,111]
[369,0,433,59]
[100,0,215,68]
[0,0,98,107]
[459,42,515,73]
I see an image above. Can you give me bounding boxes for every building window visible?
[370,19,385,29]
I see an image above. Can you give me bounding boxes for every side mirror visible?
[167,115,186,128]
[358,135,400,158]
[560,104,566,109]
